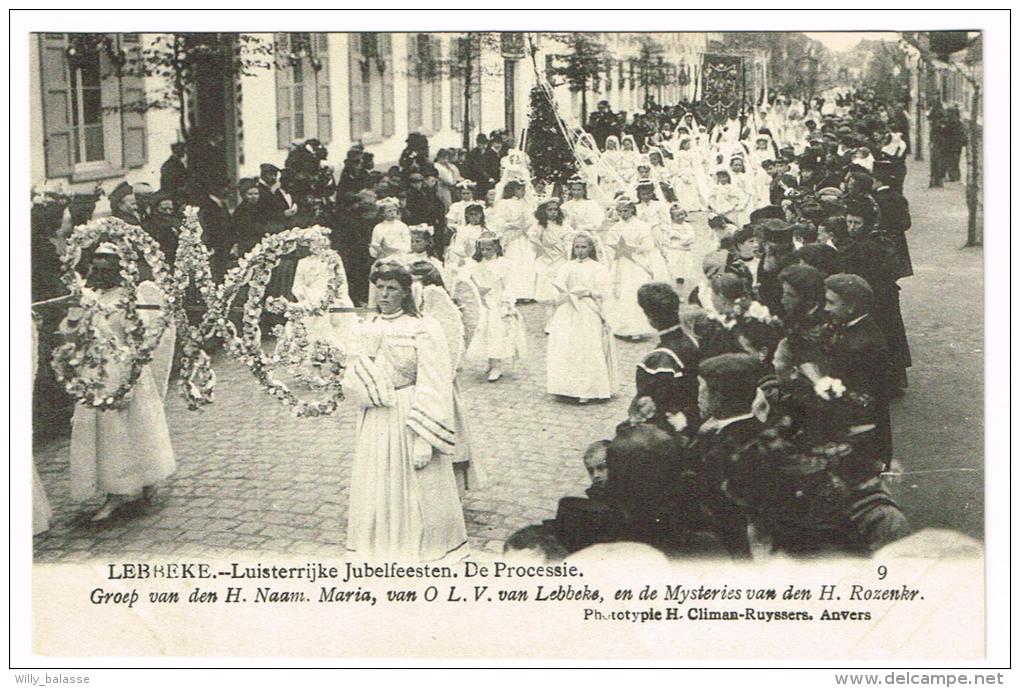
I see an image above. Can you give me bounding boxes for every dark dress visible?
[840,233,912,381]
[160,156,189,206]
[874,185,913,279]
[230,201,267,256]
[198,196,234,280]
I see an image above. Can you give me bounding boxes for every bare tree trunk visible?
[580,81,588,125]
[914,61,924,161]
[174,34,189,142]
[965,83,982,247]
[462,49,473,150]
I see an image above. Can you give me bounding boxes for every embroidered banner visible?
[698,53,744,126]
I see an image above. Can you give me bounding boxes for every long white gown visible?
[528,220,571,304]
[660,220,702,295]
[546,258,619,400]
[671,149,707,211]
[345,312,468,562]
[463,256,527,363]
[68,282,176,502]
[490,197,537,300]
[603,216,669,337]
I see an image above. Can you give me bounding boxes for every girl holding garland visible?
[66,243,176,522]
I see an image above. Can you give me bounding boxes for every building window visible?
[275,32,332,147]
[407,34,442,134]
[39,33,147,179]
[68,48,105,164]
[349,32,393,143]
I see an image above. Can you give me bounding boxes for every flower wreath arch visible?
[170,206,220,409]
[215,225,350,417]
[51,217,176,410]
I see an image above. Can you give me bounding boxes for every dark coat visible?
[463,145,488,187]
[230,201,268,255]
[756,249,798,318]
[634,327,702,435]
[874,185,913,279]
[198,196,234,278]
[404,185,443,227]
[840,234,912,373]
[684,416,765,557]
[256,181,291,234]
[160,156,189,205]
[144,214,179,268]
[478,148,502,190]
[829,314,896,473]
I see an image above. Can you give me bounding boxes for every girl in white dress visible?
[490,180,537,302]
[603,196,669,340]
[600,136,626,199]
[368,197,410,307]
[619,135,640,185]
[345,263,467,562]
[647,147,676,203]
[463,232,527,382]
[727,154,755,227]
[546,232,618,403]
[672,136,706,211]
[444,202,486,291]
[528,198,572,332]
[403,224,445,276]
[707,168,749,227]
[561,175,607,244]
[445,180,477,232]
[634,179,672,238]
[66,245,176,522]
[289,248,357,350]
[659,203,701,298]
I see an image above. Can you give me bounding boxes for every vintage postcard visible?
[11,9,1009,673]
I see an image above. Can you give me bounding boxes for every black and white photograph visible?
[12,9,1009,671]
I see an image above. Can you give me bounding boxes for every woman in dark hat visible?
[230,178,267,257]
[143,192,180,268]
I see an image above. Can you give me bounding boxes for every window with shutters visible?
[69,48,105,164]
[349,32,392,143]
[275,32,331,147]
[38,33,147,180]
[407,34,442,134]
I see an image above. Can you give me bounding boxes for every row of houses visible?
[30,31,736,200]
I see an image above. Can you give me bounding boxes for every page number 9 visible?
[877,565,888,580]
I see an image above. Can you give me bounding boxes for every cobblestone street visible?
[32,160,984,561]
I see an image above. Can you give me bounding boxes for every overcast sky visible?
[804,31,900,52]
